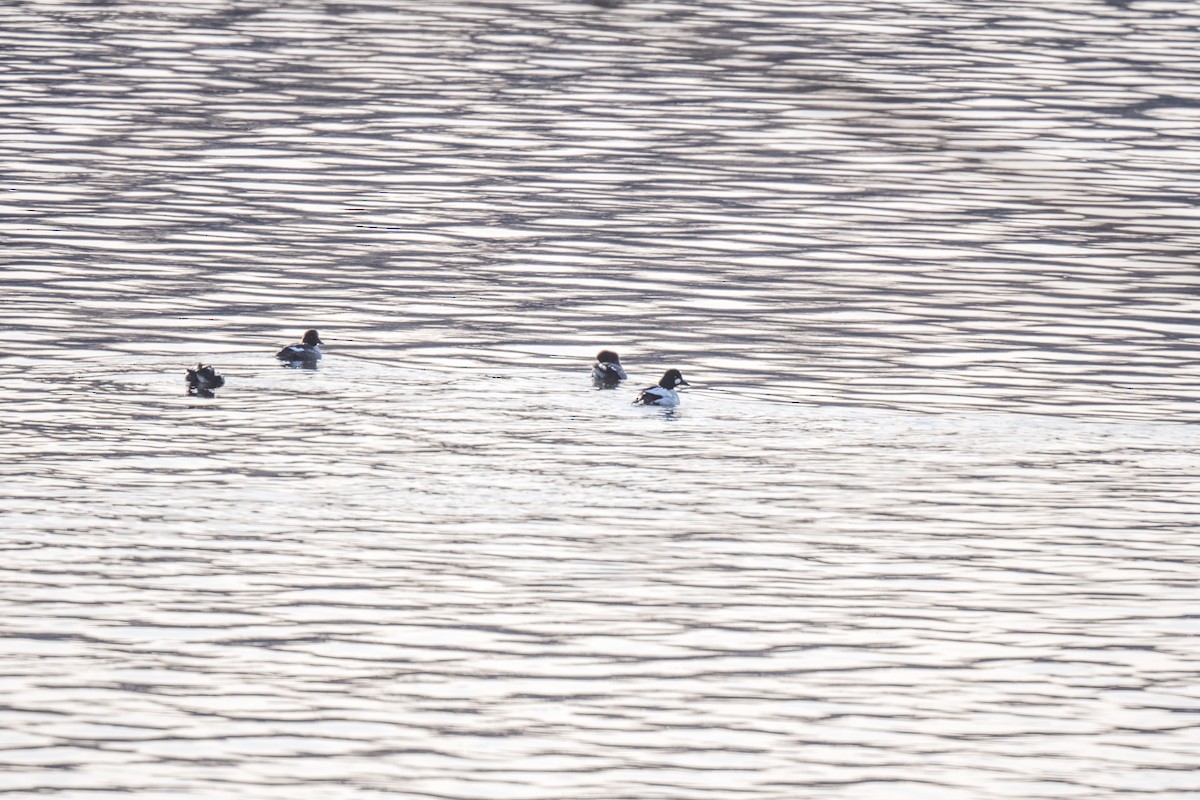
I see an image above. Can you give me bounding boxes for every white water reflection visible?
[3,0,1200,798]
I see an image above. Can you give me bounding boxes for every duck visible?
[591,349,627,389]
[186,363,225,396]
[633,368,689,407]
[276,329,322,366]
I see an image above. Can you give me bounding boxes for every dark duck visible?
[591,349,627,389]
[186,364,225,397]
[276,329,323,366]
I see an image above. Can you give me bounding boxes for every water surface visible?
[2,0,1200,797]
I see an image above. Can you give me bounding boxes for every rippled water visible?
[3,0,1200,797]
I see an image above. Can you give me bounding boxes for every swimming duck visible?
[633,368,689,407]
[186,363,225,396]
[591,349,627,389]
[276,329,322,366]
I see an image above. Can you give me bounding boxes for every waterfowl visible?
[591,349,627,389]
[276,329,322,366]
[186,363,225,396]
[633,368,689,407]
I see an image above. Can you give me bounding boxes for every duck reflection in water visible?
[186,364,225,398]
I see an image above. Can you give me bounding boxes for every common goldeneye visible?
[591,349,627,389]
[633,368,689,407]
[186,363,225,397]
[276,329,322,366]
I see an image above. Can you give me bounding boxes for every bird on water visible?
[591,349,627,389]
[276,329,323,366]
[633,368,689,407]
[186,363,225,397]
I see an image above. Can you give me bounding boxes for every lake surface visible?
[2,0,1200,797]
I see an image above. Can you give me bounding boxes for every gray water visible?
[2,0,1200,797]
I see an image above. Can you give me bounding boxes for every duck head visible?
[659,368,688,389]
